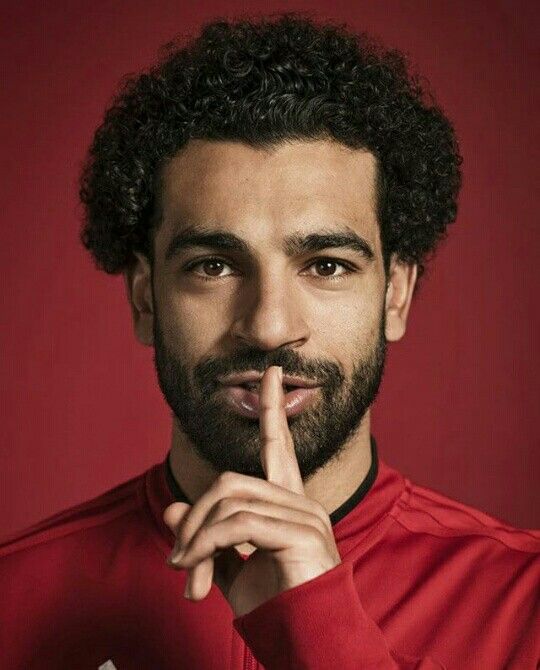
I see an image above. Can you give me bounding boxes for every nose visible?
[229,269,310,351]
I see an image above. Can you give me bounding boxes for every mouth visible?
[217,371,320,389]
[237,381,298,394]
[218,377,321,419]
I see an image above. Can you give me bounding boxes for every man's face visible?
[149,139,389,481]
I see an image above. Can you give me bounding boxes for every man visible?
[0,13,538,670]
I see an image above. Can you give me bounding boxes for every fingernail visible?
[168,547,185,565]
[184,580,192,599]
[277,366,283,382]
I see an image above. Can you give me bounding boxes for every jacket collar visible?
[143,434,407,556]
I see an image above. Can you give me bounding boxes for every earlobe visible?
[384,256,417,342]
[123,252,154,346]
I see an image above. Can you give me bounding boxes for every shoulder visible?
[393,477,540,555]
[0,470,147,561]
[383,476,540,622]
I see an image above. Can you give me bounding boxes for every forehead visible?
[156,138,379,250]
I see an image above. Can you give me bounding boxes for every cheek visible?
[161,291,233,358]
[313,289,379,338]
[310,292,382,367]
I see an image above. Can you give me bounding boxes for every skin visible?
[124,138,417,616]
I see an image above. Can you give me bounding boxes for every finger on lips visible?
[259,366,304,494]
[167,365,314,601]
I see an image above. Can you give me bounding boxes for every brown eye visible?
[306,259,353,278]
[186,257,235,279]
[315,260,339,276]
[202,259,226,276]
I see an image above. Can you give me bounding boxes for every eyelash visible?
[183,257,357,282]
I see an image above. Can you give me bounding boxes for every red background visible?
[1,0,538,535]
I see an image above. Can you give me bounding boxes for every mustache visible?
[193,347,345,391]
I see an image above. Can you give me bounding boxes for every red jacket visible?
[1,437,538,669]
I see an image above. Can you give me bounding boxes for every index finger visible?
[259,365,304,494]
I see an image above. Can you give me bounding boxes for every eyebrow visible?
[165,224,375,263]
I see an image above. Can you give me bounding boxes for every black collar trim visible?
[165,452,190,504]
[329,434,378,526]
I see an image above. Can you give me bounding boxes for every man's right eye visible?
[185,258,236,280]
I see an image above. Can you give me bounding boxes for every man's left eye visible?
[305,259,353,278]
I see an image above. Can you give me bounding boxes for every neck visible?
[168,411,373,518]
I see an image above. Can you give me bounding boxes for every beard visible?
[152,309,387,483]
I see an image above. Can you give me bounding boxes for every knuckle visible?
[216,470,243,495]
[314,516,329,537]
[215,497,239,519]
[216,471,234,487]
[233,510,256,527]
[263,436,282,446]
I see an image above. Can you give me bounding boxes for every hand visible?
[163,365,341,617]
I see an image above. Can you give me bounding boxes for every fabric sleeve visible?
[233,560,445,670]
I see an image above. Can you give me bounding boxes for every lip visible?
[217,370,320,389]
[220,384,321,419]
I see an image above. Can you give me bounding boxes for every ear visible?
[123,252,154,346]
[384,255,418,342]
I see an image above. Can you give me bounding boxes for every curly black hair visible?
[79,12,462,284]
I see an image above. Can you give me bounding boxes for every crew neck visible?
[164,435,379,527]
